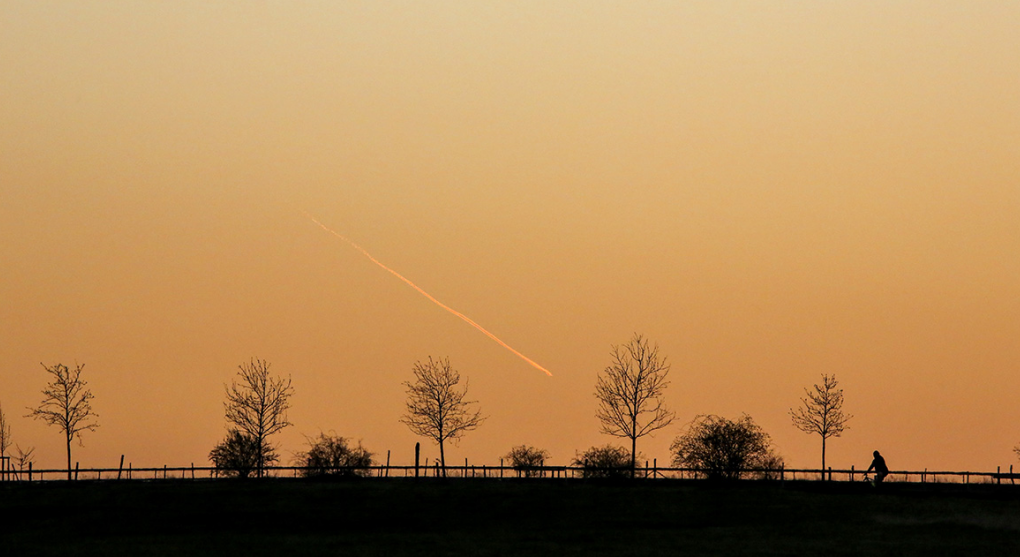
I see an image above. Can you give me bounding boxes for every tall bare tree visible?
[27,362,99,480]
[790,374,852,475]
[400,357,484,477]
[595,333,675,475]
[0,401,11,460]
[223,358,294,478]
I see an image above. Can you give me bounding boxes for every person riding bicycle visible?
[866,450,888,484]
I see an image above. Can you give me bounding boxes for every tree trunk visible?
[66,433,72,481]
[631,436,637,479]
[631,413,638,479]
[439,439,447,478]
[256,431,264,479]
[821,436,826,481]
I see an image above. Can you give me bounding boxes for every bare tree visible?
[13,445,35,475]
[595,333,675,475]
[790,374,852,475]
[223,358,294,478]
[0,401,11,460]
[27,362,99,480]
[400,356,484,477]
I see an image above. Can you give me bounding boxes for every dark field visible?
[3,478,1019,556]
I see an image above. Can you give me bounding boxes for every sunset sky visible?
[2,1,1018,474]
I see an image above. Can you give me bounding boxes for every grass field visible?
[3,478,1019,556]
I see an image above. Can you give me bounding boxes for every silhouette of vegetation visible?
[1015,443,1020,462]
[594,333,675,476]
[0,401,11,460]
[13,445,35,475]
[505,445,550,477]
[572,444,632,478]
[754,450,786,480]
[27,362,99,480]
[295,433,373,477]
[223,358,294,478]
[790,374,851,475]
[671,414,779,480]
[209,429,273,478]
[400,356,484,477]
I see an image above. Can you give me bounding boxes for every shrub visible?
[572,444,632,478]
[295,433,373,477]
[504,445,550,477]
[753,450,785,480]
[210,429,276,478]
[671,414,779,480]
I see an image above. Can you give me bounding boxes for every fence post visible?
[191,463,195,479]
[1012,465,1015,485]
[128,462,132,480]
[997,466,1001,485]
[118,455,125,480]
[74,462,79,481]
[386,450,391,478]
[28,461,33,482]
[415,443,420,478]
[500,458,504,479]
[850,465,854,482]
[465,457,468,478]
[653,458,657,479]
[164,464,167,479]
[828,467,832,482]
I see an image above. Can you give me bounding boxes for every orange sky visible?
[1,2,1018,473]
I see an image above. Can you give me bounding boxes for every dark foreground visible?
[2,478,1019,556]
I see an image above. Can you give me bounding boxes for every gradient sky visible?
[2,1,1018,473]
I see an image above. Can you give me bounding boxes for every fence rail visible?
[2,459,1018,485]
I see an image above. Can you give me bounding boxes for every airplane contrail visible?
[306,213,553,376]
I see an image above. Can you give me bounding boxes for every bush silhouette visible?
[295,433,373,477]
[504,445,550,477]
[671,414,780,480]
[572,444,632,478]
[210,429,276,478]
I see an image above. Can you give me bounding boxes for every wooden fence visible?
[2,457,1018,485]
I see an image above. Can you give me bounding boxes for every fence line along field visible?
[3,458,1020,485]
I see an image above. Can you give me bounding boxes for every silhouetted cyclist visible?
[866,450,888,485]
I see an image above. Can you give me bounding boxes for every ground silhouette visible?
[3,479,1019,556]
